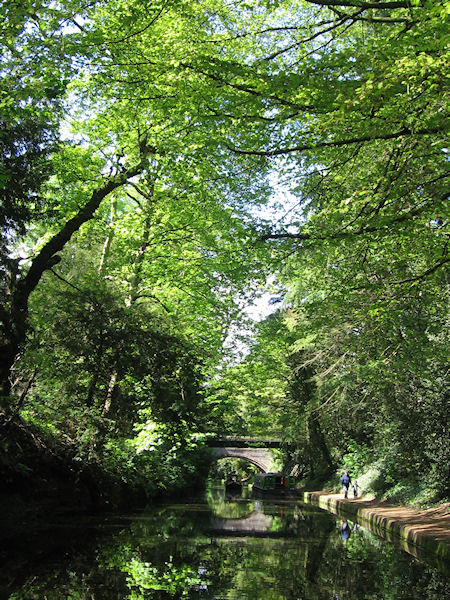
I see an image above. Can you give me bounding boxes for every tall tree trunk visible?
[1,368,37,428]
[0,161,145,412]
[128,176,157,305]
[98,195,117,276]
[102,370,117,416]
[103,171,159,415]
[308,412,334,471]
[0,343,16,401]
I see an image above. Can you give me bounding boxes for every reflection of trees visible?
[4,504,450,600]
[201,505,338,599]
[206,486,254,519]
[311,524,450,600]
[121,557,204,599]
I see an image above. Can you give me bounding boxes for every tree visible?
[239,0,449,495]
[1,0,276,407]
[199,0,448,493]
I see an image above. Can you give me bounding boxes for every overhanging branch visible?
[260,204,425,242]
[228,126,443,157]
[304,0,411,9]
[16,160,147,308]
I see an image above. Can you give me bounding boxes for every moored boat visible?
[225,472,242,493]
[225,480,242,493]
[252,472,297,496]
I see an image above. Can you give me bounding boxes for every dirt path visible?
[303,491,450,564]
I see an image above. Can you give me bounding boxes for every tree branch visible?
[181,62,306,111]
[49,268,87,295]
[304,0,411,9]
[260,203,425,242]
[391,256,450,285]
[228,126,444,157]
[15,161,146,311]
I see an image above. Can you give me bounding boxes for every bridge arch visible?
[208,446,275,473]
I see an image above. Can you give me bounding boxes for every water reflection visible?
[207,485,254,519]
[1,487,449,599]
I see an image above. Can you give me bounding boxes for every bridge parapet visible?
[206,436,282,448]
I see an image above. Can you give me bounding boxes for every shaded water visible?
[1,486,449,599]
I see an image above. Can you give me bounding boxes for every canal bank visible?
[303,491,450,565]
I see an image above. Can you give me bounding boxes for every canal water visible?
[1,486,449,599]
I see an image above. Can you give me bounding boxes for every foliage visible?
[206,311,293,436]
[0,0,276,499]
[14,258,212,495]
[0,0,448,506]
[207,457,260,483]
[125,557,204,599]
[341,441,373,477]
[203,0,449,501]
[0,0,72,263]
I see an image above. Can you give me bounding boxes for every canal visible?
[1,486,449,599]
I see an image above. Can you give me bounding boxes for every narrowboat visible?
[225,480,242,493]
[252,472,297,496]
[225,473,242,493]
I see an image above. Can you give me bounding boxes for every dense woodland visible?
[0,0,448,511]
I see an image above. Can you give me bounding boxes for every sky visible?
[222,171,301,360]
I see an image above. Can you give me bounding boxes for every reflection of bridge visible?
[211,511,275,536]
[206,437,282,472]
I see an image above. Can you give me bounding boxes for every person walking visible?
[341,471,351,498]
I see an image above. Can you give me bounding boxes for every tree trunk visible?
[103,171,158,415]
[128,175,157,305]
[309,413,334,471]
[102,370,117,416]
[98,195,117,276]
[0,162,145,411]
[0,344,16,401]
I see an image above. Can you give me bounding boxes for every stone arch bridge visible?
[206,437,282,472]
